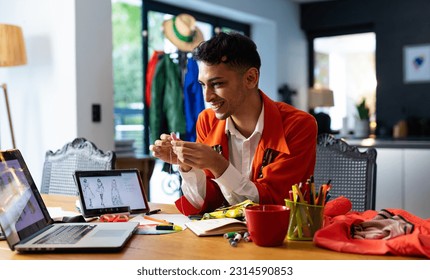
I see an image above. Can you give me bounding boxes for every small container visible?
[285,199,324,241]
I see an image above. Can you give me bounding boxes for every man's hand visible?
[171,140,229,178]
[149,133,178,164]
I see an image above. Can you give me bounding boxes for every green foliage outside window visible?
[112,2,143,114]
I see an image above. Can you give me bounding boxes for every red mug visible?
[245,205,290,247]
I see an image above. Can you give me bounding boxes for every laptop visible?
[0,149,138,253]
[74,169,150,218]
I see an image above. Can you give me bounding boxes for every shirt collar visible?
[225,104,265,139]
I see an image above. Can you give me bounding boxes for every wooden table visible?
[0,194,422,260]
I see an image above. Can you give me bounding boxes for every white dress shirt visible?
[179,106,264,208]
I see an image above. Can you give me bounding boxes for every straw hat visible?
[163,14,204,52]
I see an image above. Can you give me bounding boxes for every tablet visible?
[74,169,150,217]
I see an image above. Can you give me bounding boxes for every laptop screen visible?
[0,150,52,249]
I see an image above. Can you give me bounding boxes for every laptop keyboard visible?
[34,225,97,244]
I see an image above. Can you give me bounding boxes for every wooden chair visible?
[40,138,116,196]
[313,133,377,211]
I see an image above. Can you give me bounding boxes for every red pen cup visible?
[244,205,290,247]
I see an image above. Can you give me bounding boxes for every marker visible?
[233,232,242,242]
[188,215,203,220]
[223,232,236,239]
[243,232,252,242]
[228,238,237,247]
[155,224,183,231]
[146,209,161,215]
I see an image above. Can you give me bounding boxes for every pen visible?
[211,144,223,154]
[258,148,275,178]
[143,215,173,225]
[146,209,161,215]
[303,180,310,203]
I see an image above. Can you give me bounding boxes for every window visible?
[312,32,376,135]
[112,1,144,155]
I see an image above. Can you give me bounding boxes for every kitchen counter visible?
[341,137,430,149]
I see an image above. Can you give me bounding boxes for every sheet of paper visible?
[130,214,191,229]
[47,207,81,221]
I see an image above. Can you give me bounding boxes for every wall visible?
[0,0,78,185]
[300,0,430,137]
[0,0,114,186]
[75,0,115,144]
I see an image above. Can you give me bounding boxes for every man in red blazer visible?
[150,32,317,215]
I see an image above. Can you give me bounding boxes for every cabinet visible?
[375,148,403,210]
[404,149,430,218]
[376,148,430,218]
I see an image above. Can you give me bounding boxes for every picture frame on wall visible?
[404,44,430,83]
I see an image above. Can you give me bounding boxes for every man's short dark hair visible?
[193,32,261,73]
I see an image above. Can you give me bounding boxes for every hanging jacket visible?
[183,57,205,142]
[145,50,164,107]
[150,54,186,144]
[175,90,317,215]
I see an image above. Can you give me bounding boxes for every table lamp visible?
[308,87,334,134]
[0,23,27,148]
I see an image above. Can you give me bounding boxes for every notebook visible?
[0,149,138,253]
[74,169,150,218]
[185,218,248,237]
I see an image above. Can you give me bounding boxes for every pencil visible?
[143,215,173,225]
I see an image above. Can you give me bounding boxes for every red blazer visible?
[175,91,317,215]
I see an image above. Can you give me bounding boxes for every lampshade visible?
[308,87,334,108]
[0,23,27,149]
[0,23,27,67]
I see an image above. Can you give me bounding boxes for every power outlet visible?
[92,104,101,122]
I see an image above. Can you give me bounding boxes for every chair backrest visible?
[40,138,116,196]
[314,133,377,212]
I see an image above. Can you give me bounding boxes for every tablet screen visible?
[74,169,150,217]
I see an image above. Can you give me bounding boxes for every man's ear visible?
[244,67,259,89]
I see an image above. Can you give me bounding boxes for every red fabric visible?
[324,196,352,217]
[175,181,226,216]
[314,208,430,258]
[145,50,164,107]
[175,90,317,215]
